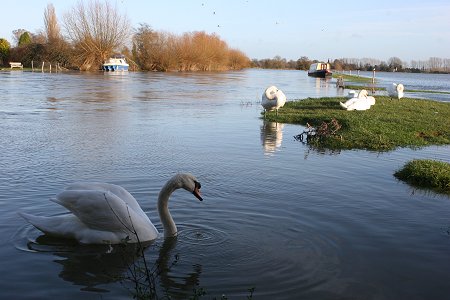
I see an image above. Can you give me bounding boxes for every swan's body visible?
[20,173,203,244]
[387,83,404,99]
[339,89,376,111]
[261,86,286,114]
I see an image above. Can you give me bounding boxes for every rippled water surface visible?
[1,69,450,299]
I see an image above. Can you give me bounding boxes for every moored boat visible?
[308,62,332,78]
[101,54,129,71]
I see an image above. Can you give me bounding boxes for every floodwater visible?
[1,69,449,299]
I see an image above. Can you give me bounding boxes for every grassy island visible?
[264,96,450,151]
[395,159,450,194]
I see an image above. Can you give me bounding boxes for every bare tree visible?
[44,3,61,43]
[63,0,131,70]
[133,24,176,71]
[12,29,27,46]
[388,56,403,71]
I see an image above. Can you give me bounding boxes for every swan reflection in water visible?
[260,121,284,155]
[29,235,201,296]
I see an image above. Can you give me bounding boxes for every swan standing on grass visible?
[20,173,203,244]
[261,86,286,115]
[339,89,376,111]
[387,83,404,99]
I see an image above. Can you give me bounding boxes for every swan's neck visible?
[158,181,178,238]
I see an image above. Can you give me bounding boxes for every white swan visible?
[261,85,286,114]
[20,173,203,244]
[339,89,376,111]
[347,90,358,99]
[387,83,404,99]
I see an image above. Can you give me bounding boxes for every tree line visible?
[0,1,250,71]
[1,1,448,74]
[251,56,450,73]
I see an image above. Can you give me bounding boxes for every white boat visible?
[102,54,129,71]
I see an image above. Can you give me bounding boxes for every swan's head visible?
[171,173,203,201]
[358,90,368,98]
[263,85,279,100]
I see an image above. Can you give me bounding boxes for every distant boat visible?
[101,54,129,71]
[308,62,332,78]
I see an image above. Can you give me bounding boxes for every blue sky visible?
[1,0,449,62]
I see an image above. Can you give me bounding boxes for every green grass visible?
[264,96,450,151]
[394,159,450,194]
[343,85,450,95]
[332,74,450,95]
[344,84,384,91]
[333,73,375,83]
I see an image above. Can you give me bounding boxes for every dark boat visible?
[308,62,332,78]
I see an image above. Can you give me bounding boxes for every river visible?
[1,69,449,299]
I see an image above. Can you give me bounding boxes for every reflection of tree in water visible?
[31,235,202,298]
[125,237,202,299]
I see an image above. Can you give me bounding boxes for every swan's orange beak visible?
[193,181,203,201]
[193,188,203,201]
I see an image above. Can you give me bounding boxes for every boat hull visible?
[102,55,129,71]
[101,64,129,71]
[308,70,332,78]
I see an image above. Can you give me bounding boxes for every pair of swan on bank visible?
[387,83,404,99]
[20,173,203,244]
[340,90,376,111]
[261,86,286,114]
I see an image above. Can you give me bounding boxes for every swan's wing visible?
[65,183,145,216]
[275,90,286,108]
[19,212,85,238]
[54,190,147,234]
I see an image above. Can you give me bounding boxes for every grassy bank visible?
[332,73,450,95]
[264,96,450,151]
[333,73,375,83]
[394,159,450,194]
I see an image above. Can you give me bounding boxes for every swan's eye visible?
[194,181,201,189]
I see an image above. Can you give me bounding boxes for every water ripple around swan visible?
[177,223,229,246]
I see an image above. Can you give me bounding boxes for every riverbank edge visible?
[263,96,450,151]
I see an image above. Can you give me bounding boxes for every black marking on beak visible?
[193,180,203,201]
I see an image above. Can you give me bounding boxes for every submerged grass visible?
[394,159,450,194]
[264,96,450,151]
[333,73,375,83]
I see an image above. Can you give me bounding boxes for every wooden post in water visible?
[49,63,52,73]
[41,62,44,72]
[31,60,34,72]
[372,68,376,94]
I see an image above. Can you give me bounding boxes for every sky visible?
[1,0,449,63]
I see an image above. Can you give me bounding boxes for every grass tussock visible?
[394,159,450,194]
[264,96,450,151]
